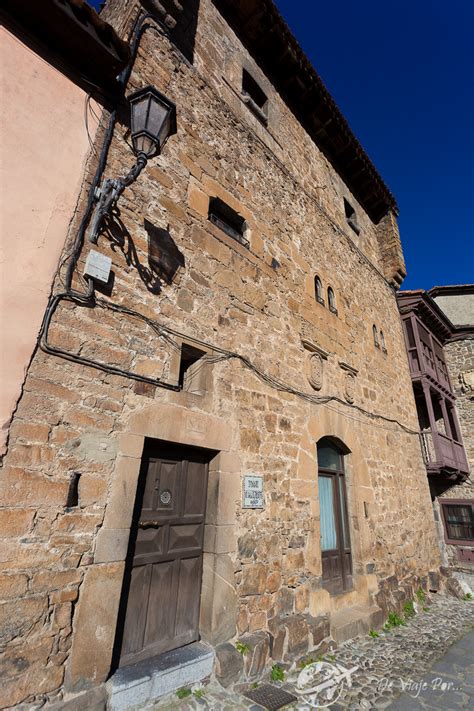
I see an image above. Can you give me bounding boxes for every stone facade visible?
[0,0,442,707]
[443,338,474,472]
[431,288,474,586]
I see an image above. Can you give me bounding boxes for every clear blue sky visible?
[274,0,473,290]
[91,0,473,289]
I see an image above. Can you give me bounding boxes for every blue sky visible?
[274,0,473,290]
[91,1,473,289]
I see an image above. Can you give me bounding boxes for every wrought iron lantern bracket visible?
[89,152,147,244]
[88,85,176,245]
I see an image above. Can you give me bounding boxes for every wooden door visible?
[119,443,209,667]
[318,440,353,595]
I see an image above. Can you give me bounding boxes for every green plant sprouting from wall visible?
[383,611,405,631]
[235,640,250,655]
[270,664,285,682]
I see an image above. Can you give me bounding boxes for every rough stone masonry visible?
[0,0,444,707]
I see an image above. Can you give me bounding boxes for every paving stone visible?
[148,595,473,710]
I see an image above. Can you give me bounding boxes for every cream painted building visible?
[0,0,129,455]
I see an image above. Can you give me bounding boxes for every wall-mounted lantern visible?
[89,85,177,244]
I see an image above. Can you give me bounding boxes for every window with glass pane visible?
[443,504,474,541]
[317,438,352,594]
[319,476,337,550]
[317,443,341,470]
[338,477,350,547]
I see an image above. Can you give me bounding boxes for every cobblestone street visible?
[149,594,474,710]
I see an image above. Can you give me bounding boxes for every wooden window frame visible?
[318,446,353,595]
[439,499,474,546]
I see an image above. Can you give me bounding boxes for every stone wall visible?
[0,0,441,706]
[433,337,473,581]
[444,338,474,472]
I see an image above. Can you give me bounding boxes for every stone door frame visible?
[304,409,378,616]
[67,402,239,690]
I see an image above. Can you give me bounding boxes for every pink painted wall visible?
[0,27,100,453]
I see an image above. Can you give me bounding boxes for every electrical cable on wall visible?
[39,289,421,437]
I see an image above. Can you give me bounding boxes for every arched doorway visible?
[317,437,353,594]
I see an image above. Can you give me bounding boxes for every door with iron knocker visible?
[118,442,210,666]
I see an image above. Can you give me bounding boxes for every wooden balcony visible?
[420,430,470,479]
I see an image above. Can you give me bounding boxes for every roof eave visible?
[1,0,130,96]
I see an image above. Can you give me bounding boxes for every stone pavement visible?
[386,630,474,710]
[148,594,474,710]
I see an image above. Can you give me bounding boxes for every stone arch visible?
[316,434,350,456]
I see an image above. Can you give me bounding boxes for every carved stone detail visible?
[339,361,358,404]
[344,372,356,404]
[460,370,474,401]
[308,352,324,391]
[302,339,329,391]
[460,370,474,393]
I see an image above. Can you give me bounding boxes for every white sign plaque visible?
[243,475,264,509]
[84,249,112,284]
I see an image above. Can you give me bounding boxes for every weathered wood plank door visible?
[119,443,209,667]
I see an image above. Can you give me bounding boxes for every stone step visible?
[106,642,214,711]
[330,605,384,644]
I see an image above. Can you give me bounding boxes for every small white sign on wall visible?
[83,249,112,284]
[243,475,264,509]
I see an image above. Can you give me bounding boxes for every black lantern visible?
[89,86,177,244]
[128,86,177,158]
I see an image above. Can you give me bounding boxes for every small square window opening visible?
[208,197,249,248]
[344,198,360,235]
[179,343,207,392]
[242,69,268,126]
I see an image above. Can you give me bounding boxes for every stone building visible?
[0,0,443,707]
[397,286,473,589]
[429,287,473,588]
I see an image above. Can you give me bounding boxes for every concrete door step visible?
[330,605,384,644]
[106,642,214,710]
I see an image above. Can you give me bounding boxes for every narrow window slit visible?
[66,472,80,508]
[373,325,379,348]
[315,275,324,305]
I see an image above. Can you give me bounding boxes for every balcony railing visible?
[420,430,434,464]
[420,429,469,475]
